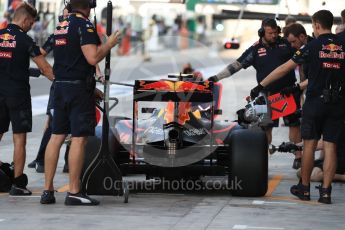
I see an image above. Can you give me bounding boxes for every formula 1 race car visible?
[83,74,269,197]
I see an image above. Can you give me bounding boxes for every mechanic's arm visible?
[95,63,105,82]
[213,61,243,81]
[40,47,47,56]
[260,59,298,87]
[209,46,254,82]
[32,55,54,81]
[81,31,120,66]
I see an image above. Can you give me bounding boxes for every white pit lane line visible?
[0,219,5,222]
[252,200,297,205]
[9,196,42,198]
[233,225,285,230]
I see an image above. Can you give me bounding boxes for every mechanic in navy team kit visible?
[208,18,302,168]
[0,2,54,195]
[255,10,345,204]
[28,4,104,173]
[40,0,120,206]
[278,23,313,107]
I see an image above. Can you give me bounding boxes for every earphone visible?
[258,18,281,37]
[64,0,97,10]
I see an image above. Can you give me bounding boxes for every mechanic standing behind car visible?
[208,18,302,168]
[40,0,120,206]
[0,2,54,195]
[256,10,345,204]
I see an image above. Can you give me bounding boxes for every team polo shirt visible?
[53,13,100,81]
[292,33,345,98]
[0,24,41,96]
[237,37,296,93]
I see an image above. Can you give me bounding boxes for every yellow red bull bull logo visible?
[0,33,16,41]
[175,81,210,92]
[139,80,174,91]
[138,80,210,92]
[322,43,343,52]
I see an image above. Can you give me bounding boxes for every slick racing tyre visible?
[229,129,268,197]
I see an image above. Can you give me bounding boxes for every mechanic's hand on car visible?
[94,88,104,101]
[280,83,301,97]
[207,75,219,82]
[250,83,264,99]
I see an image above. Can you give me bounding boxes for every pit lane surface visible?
[1,48,344,230]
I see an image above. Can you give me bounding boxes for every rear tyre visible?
[229,129,268,197]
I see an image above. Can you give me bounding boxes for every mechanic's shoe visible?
[65,192,100,206]
[9,174,32,196]
[290,181,310,201]
[62,164,69,173]
[27,160,37,168]
[9,185,32,196]
[292,158,301,170]
[35,162,44,173]
[40,190,56,204]
[316,185,332,204]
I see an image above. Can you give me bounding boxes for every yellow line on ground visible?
[265,175,283,197]
[56,184,69,193]
[268,196,320,205]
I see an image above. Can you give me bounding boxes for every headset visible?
[258,18,281,38]
[64,0,97,10]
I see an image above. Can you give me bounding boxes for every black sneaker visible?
[35,162,44,173]
[290,181,310,201]
[292,158,301,170]
[9,185,32,196]
[65,192,100,206]
[40,190,56,204]
[27,160,37,168]
[316,185,332,204]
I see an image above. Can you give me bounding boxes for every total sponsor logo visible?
[55,38,67,46]
[0,33,16,41]
[0,51,12,58]
[322,62,341,69]
[322,43,343,52]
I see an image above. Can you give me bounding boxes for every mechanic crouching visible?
[253,10,345,204]
[40,0,120,206]
[0,3,54,195]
